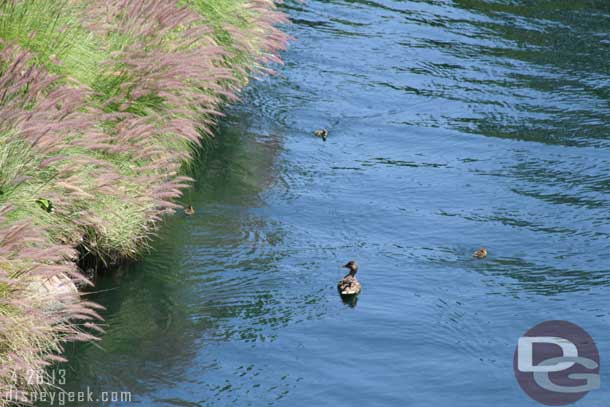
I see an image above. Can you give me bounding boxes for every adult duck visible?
[338,260,361,296]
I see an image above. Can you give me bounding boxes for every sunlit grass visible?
[0,0,287,404]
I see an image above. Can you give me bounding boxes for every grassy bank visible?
[0,0,287,404]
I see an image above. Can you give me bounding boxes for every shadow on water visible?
[46,115,318,405]
[340,294,359,308]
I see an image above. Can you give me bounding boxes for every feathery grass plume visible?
[65,0,240,256]
[0,46,107,405]
[0,0,288,403]
[183,0,290,81]
[0,206,103,405]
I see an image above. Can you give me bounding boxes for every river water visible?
[47,0,610,406]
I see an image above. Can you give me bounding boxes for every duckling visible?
[338,260,361,296]
[473,247,487,259]
[313,128,328,141]
[184,205,195,216]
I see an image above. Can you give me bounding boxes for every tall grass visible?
[0,0,287,404]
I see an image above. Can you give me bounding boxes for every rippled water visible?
[46,1,610,406]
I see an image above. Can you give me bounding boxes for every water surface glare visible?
[50,1,610,406]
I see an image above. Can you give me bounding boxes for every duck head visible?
[343,260,358,275]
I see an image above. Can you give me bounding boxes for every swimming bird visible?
[473,247,487,259]
[184,205,195,216]
[338,260,361,296]
[313,129,328,141]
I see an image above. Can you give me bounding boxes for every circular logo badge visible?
[513,320,600,405]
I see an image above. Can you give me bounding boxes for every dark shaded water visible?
[47,1,610,405]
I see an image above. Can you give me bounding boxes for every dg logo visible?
[513,320,600,405]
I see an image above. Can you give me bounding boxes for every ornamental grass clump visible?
[0,207,105,404]
[0,0,288,404]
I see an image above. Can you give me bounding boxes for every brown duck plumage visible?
[313,129,328,141]
[338,260,361,295]
[184,205,195,216]
[473,247,487,258]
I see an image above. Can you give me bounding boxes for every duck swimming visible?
[313,129,328,141]
[338,260,361,296]
[184,205,195,216]
[473,247,487,259]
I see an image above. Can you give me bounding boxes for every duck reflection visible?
[341,294,359,308]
